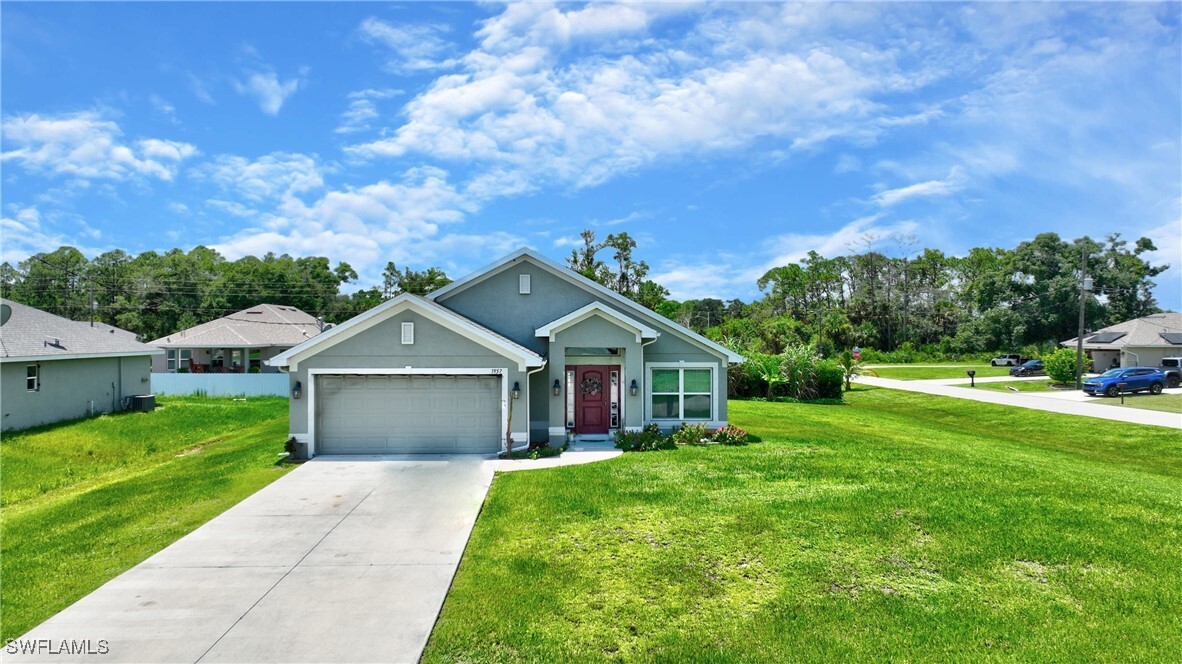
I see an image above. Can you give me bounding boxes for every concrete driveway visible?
[8,456,494,664]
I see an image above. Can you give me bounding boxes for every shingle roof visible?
[146,303,324,348]
[0,298,160,361]
[1061,312,1182,349]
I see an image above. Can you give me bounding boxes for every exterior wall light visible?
[292,380,302,400]
[553,379,562,396]
[512,381,521,400]
[629,379,639,396]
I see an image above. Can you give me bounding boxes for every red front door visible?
[573,365,611,434]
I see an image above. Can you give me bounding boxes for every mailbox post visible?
[967,369,976,388]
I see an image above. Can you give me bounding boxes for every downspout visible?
[518,361,548,453]
[638,336,659,426]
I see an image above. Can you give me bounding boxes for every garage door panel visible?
[316,374,501,455]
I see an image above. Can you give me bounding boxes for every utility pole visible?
[1074,246,1092,390]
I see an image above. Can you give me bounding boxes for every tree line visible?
[1,231,1167,356]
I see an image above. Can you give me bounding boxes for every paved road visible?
[858,376,1181,429]
[8,456,495,664]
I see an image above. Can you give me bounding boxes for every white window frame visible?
[519,274,532,294]
[401,322,415,345]
[26,364,40,392]
[644,362,717,423]
[166,349,192,372]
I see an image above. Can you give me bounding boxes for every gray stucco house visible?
[268,248,743,457]
[147,303,324,374]
[1061,311,1182,370]
[0,298,160,432]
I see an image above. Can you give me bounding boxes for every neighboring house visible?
[0,298,160,432]
[268,248,744,457]
[147,304,325,374]
[1061,312,1182,369]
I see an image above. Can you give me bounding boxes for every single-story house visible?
[0,298,160,432]
[268,248,744,457]
[147,304,325,374]
[1061,311,1182,369]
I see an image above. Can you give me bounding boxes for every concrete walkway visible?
[493,439,622,473]
[858,376,1182,429]
[9,456,495,664]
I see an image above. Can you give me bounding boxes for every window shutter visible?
[519,274,531,294]
[401,322,414,345]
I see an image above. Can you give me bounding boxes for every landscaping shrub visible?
[815,359,845,399]
[1045,347,1081,384]
[711,424,749,445]
[671,422,712,445]
[614,424,674,452]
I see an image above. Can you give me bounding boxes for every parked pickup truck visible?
[1158,357,1182,388]
[990,354,1027,366]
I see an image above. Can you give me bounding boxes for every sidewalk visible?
[858,376,1181,429]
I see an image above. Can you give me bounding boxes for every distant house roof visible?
[147,304,325,349]
[1061,312,1182,350]
[0,298,161,362]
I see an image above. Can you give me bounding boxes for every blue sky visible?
[3,2,1180,308]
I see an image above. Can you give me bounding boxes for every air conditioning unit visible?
[130,395,156,413]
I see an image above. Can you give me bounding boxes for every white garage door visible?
[316,374,501,454]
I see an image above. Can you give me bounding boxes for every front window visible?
[26,365,39,391]
[650,366,713,420]
[166,349,192,372]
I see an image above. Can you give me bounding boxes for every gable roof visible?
[1061,312,1182,349]
[0,298,160,362]
[267,293,545,372]
[428,248,744,363]
[536,302,660,343]
[147,303,323,348]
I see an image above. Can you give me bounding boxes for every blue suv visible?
[1082,367,1167,397]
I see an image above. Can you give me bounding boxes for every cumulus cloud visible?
[358,17,459,73]
[0,206,102,264]
[346,3,923,196]
[194,152,324,202]
[233,69,304,115]
[335,88,401,134]
[0,111,197,181]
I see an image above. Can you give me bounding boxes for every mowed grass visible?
[1091,392,1182,414]
[870,364,1011,380]
[978,379,1064,393]
[424,389,1182,662]
[1,397,292,640]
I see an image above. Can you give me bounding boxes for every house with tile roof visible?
[0,298,161,431]
[146,303,326,374]
[1061,311,1182,370]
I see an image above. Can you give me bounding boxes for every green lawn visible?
[870,364,1012,380]
[1091,392,1182,414]
[978,379,1064,393]
[979,381,1182,413]
[0,397,292,640]
[423,389,1182,662]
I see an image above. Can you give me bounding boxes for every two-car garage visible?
[315,374,503,455]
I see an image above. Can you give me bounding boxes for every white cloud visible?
[167,201,190,215]
[0,205,102,264]
[335,88,401,134]
[358,17,459,73]
[872,166,967,207]
[0,111,197,181]
[188,73,215,104]
[149,94,179,123]
[233,69,304,115]
[346,3,925,197]
[195,152,324,202]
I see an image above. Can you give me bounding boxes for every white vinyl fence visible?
[150,373,290,398]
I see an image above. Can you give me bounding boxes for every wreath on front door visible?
[580,374,603,396]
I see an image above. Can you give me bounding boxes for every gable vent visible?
[401,322,415,345]
[519,274,531,295]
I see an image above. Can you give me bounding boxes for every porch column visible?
[547,338,568,446]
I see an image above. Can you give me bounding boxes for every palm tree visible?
[837,351,877,392]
